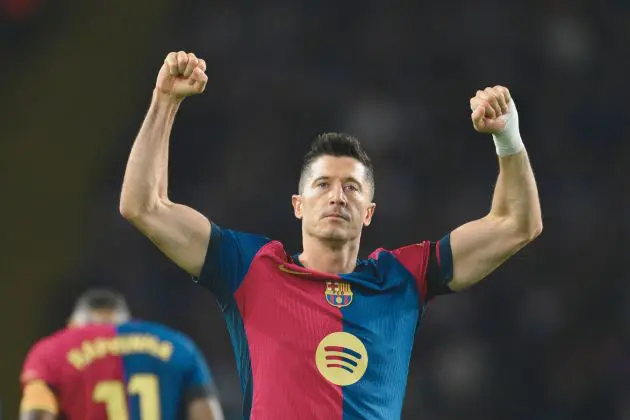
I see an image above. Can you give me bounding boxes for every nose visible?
[328,184,347,207]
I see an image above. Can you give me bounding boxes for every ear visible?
[363,202,376,226]
[292,194,303,219]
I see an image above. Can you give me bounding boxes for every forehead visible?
[307,155,368,183]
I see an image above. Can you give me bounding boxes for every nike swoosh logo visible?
[278,264,312,276]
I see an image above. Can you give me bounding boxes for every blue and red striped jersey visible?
[21,320,216,420]
[195,223,453,420]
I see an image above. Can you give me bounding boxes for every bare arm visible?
[187,397,225,420]
[20,381,58,420]
[20,410,57,420]
[447,87,542,291]
[120,51,210,277]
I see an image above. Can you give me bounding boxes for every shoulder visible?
[205,223,287,266]
[120,320,179,338]
[198,223,292,298]
[123,320,199,353]
[24,333,57,363]
[210,223,274,249]
[21,328,72,384]
[366,242,432,289]
[206,223,290,267]
[25,327,79,359]
[368,242,431,265]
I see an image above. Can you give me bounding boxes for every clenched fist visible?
[156,51,208,99]
[469,85,514,135]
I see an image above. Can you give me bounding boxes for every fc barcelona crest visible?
[325,281,353,308]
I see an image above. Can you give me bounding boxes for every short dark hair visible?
[73,288,129,313]
[299,132,375,196]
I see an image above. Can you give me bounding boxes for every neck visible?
[299,233,360,274]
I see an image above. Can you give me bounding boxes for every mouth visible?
[323,212,349,221]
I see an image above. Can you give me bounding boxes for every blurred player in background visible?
[20,288,224,420]
[120,51,542,419]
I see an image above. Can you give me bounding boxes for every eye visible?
[317,182,329,189]
[344,184,359,192]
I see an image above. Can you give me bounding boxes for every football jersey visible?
[21,320,216,420]
[195,223,453,420]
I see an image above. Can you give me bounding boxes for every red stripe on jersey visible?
[234,244,344,420]
[369,242,431,303]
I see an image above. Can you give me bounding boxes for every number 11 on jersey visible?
[93,374,160,420]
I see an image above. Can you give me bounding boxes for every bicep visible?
[187,397,224,420]
[449,215,530,291]
[129,201,211,277]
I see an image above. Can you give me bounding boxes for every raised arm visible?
[447,86,542,292]
[120,51,210,277]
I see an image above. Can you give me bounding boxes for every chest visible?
[233,255,422,342]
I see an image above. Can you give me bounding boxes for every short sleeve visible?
[182,342,217,403]
[20,340,56,388]
[386,234,454,303]
[425,234,454,300]
[194,223,271,303]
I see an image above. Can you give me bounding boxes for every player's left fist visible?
[469,85,514,134]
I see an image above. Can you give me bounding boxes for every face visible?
[292,155,375,244]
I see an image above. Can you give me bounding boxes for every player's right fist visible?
[156,51,208,99]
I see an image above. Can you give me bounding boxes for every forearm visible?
[489,149,542,238]
[120,89,181,217]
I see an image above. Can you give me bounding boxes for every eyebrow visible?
[312,176,364,187]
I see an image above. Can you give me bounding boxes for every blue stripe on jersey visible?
[438,234,454,281]
[195,223,271,306]
[117,321,200,420]
[196,224,265,420]
[339,253,421,420]
[223,303,254,420]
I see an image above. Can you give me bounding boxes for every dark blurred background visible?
[1,0,628,418]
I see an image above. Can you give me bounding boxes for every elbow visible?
[119,195,161,223]
[529,220,543,241]
[515,219,543,246]
[119,203,140,221]
[119,195,141,221]
[119,202,154,232]
[525,211,544,242]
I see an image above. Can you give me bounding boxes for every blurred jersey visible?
[195,223,453,420]
[21,320,216,420]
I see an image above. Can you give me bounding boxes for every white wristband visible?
[492,99,525,156]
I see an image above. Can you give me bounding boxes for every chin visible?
[318,226,354,242]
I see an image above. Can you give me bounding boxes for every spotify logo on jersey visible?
[315,332,368,386]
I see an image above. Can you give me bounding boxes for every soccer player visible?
[120,51,542,419]
[19,288,224,420]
